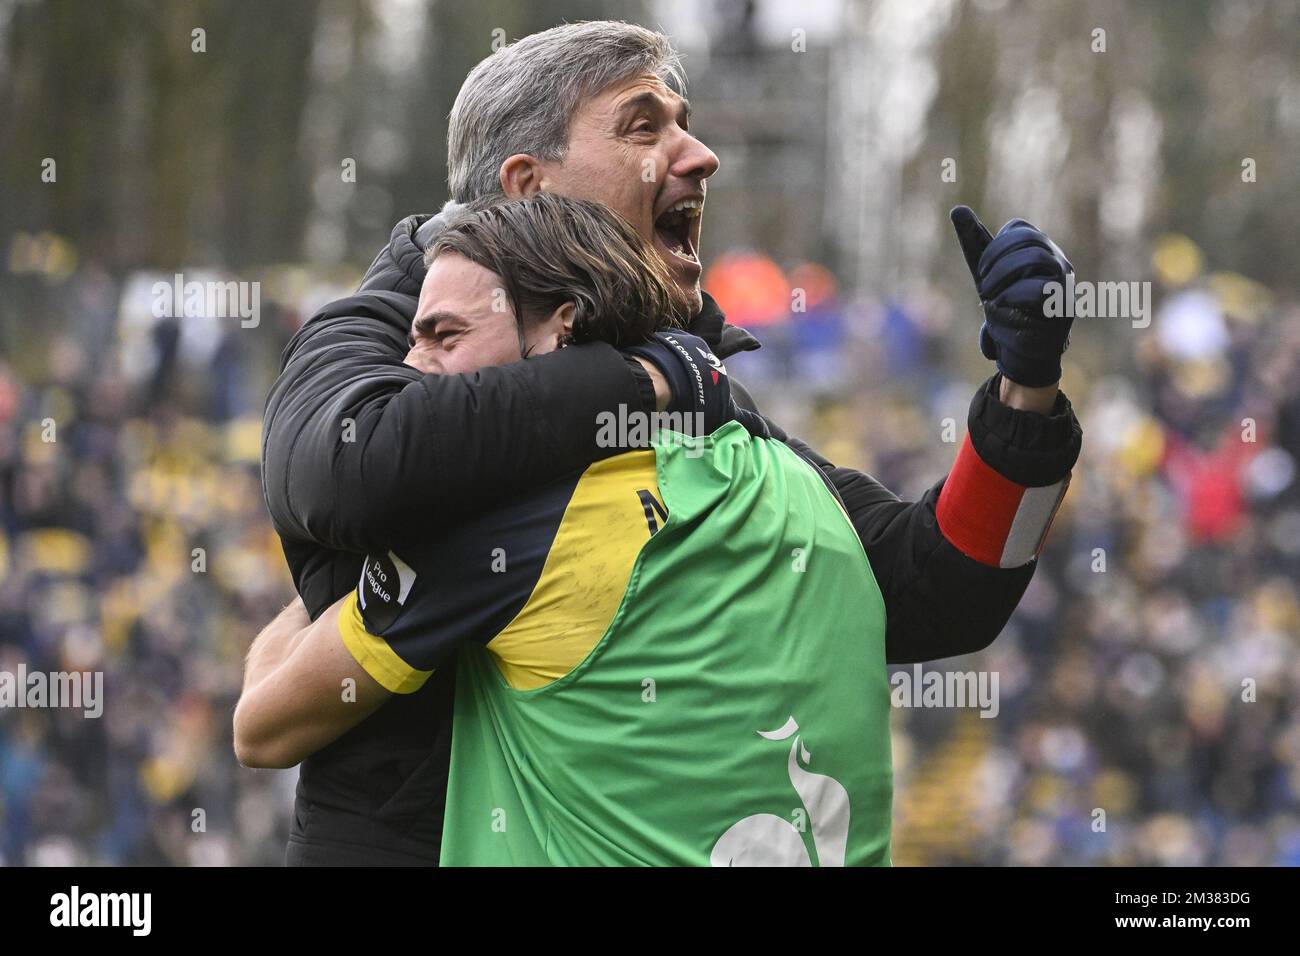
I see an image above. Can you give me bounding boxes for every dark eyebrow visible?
[617,91,691,126]
[410,310,464,341]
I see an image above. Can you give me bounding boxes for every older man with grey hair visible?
[257,20,1081,865]
[446,22,712,309]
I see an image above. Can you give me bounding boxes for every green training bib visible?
[441,421,893,866]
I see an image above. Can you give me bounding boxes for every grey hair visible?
[447,21,686,203]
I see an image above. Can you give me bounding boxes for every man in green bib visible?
[236,194,894,865]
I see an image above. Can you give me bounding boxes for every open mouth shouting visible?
[653,193,704,281]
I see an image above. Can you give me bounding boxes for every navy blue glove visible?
[623,331,768,439]
[951,206,1074,388]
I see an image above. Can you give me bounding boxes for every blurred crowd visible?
[1,232,1298,865]
[0,254,346,865]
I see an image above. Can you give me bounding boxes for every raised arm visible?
[753,206,1081,662]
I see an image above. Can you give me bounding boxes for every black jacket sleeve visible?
[765,374,1081,664]
[262,289,650,557]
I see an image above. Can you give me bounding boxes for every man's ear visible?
[552,301,576,335]
[524,302,576,356]
[499,154,545,198]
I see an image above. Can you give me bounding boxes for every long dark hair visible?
[427,192,691,351]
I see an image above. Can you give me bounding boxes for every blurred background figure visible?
[1,0,1297,865]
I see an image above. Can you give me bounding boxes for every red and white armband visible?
[936,433,1071,568]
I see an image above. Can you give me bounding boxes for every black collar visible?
[690,291,762,358]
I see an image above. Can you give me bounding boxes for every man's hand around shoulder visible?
[623,330,768,438]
